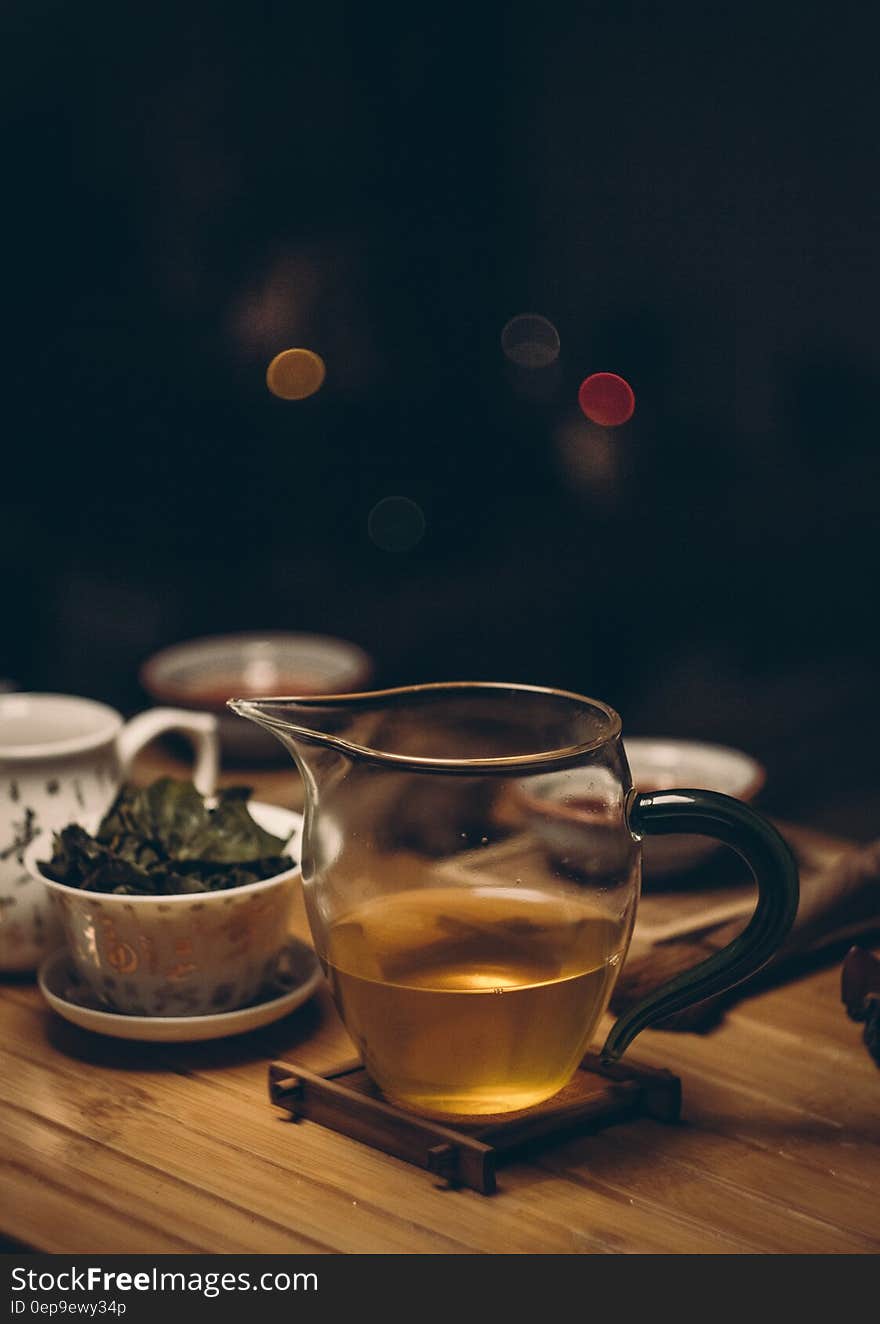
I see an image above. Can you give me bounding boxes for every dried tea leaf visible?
[99,778,209,855]
[177,791,289,863]
[841,945,880,1021]
[39,779,294,895]
[841,946,880,1069]
[864,999,880,1067]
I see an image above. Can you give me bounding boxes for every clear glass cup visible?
[230,683,798,1118]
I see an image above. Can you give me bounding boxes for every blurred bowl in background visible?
[517,738,766,885]
[625,738,766,879]
[140,632,373,765]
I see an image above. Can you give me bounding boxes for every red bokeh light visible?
[577,373,635,427]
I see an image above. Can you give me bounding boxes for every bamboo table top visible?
[2,753,878,1255]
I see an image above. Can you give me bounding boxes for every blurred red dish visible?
[141,632,373,765]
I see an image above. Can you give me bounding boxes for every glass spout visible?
[226,695,365,788]
[227,696,360,752]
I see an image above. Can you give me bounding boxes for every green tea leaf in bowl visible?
[175,786,292,863]
[101,777,210,856]
[40,778,296,896]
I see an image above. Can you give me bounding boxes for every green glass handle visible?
[601,789,800,1063]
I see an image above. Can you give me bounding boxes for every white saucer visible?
[38,937,323,1042]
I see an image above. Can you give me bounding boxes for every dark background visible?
[2,3,879,835]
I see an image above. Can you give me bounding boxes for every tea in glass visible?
[325,884,627,1115]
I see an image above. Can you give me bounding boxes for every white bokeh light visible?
[500,314,561,369]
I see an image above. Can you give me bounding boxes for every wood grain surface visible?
[1,750,877,1254]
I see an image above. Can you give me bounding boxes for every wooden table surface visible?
[2,752,878,1255]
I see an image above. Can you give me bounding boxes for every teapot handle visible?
[117,709,219,797]
[601,789,799,1062]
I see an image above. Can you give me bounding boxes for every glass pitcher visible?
[230,683,798,1118]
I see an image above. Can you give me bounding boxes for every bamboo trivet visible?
[268,1054,681,1194]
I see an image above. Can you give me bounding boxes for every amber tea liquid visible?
[325,885,626,1116]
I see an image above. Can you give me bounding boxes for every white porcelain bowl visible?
[518,738,766,884]
[140,632,373,764]
[25,802,303,1016]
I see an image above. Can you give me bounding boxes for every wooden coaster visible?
[268,1054,681,1194]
